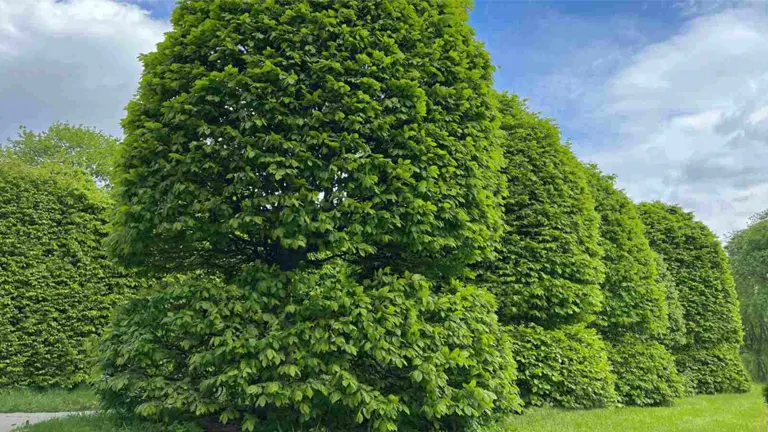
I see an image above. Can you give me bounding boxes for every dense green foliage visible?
[726,211,768,382]
[0,161,140,388]
[583,166,680,406]
[475,93,604,328]
[608,337,682,406]
[508,324,617,409]
[1,123,120,185]
[110,0,505,278]
[653,253,687,351]
[100,1,516,431]
[98,266,521,432]
[637,202,750,394]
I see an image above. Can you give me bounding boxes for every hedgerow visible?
[98,265,521,432]
[508,324,617,409]
[0,161,140,388]
[608,336,682,406]
[475,93,604,328]
[637,202,750,394]
[653,253,687,351]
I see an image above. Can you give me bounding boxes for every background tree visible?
[99,1,518,431]
[475,93,616,409]
[726,210,768,382]
[584,165,681,406]
[0,160,140,388]
[637,202,750,394]
[2,122,120,185]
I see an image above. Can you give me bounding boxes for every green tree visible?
[726,210,768,382]
[637,202,750,394]
[0,160,140,388]
[2,122,120,185]
[584,166,681,406]
[109,0,506,279]
[474,94,615,409]
[100,1,517,431]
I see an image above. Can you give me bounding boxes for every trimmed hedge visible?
[98,265,521,432]
[476,93,604,328]
[653,252,687,351]
[637,202,750,394]
[608,337,683,406]
[508,324,617,409]
[0,161,140,388]
[109,0,506,279]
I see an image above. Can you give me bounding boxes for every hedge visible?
[475,93,605,328]
[637,202,750,393]
[0,161,140,388]
[508,324,617,409]
[608,337,683,406]
[97,265,521,432]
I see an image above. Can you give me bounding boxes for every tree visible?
[0,160,140,388]
[109,0,506,279]
[2,122,120,185]
[474,94,615,409]
[584,166,681,406]
[726,210,768,381]
[637,202,750,394]
[100,1,517,430]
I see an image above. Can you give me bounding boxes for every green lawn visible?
[0,387,97,413]
[16,385,767,432]
[503,384,767,432]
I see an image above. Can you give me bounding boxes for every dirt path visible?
[0,412,93,431]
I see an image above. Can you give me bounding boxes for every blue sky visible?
[2,0,768,235]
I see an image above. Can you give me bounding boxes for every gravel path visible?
[0,412,94,431]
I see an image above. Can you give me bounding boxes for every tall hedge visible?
[0,161,139,388]
[100,1,516,430]
[475,94,614,409]
[653,252,687,352]
[637,202,750,394]
[475,93,604,328]
[109,0,506,279]
[583,166,681,406]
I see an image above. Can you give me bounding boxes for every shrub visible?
[637,202,750,393]
[110,0,506,279]
[508,324,617,409]
[653,253,687,351]
[0,161,140,388]
[608,337,683,406]
[475,93,604,328]
[97,265,521,432]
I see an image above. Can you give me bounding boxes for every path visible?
[0,412,93,431]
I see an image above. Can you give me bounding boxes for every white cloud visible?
[0,0,169,141]
[585,7,768,237]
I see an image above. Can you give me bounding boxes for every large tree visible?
[474,93,616,409]
[726,210,768,381]
[637,202,750,394]
[2,122,120,185]
[99,1,517,431]
[584,166,681,406]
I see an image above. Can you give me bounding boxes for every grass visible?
[16,385,767,432]
[0,387,97,413]
[503,384,767,432]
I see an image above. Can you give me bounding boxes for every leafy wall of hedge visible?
[0,161,140,388]
[476,93,605,328]
[98,265,521,432]
[637,202,750,394]
[509,324,617,409]
[608,337,682,406]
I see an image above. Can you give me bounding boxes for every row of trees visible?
[0,1,752,431]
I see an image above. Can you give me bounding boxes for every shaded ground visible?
[0,412,93,432]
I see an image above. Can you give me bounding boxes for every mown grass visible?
[17,384,767,432]
[503,383,767,432]
[0,387,97,413]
